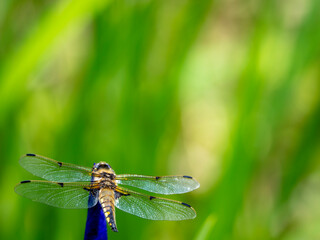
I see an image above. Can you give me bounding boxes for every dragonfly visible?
[15,154,200,232]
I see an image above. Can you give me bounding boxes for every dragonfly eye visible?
[96,162,111,170]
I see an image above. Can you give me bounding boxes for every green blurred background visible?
[1,0,320,239]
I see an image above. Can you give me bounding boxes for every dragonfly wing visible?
[19,154,92,182]
[114,186,196,220]
[15,180,99,209]
[116,174,200,194]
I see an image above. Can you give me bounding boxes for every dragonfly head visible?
[94,162,112,170]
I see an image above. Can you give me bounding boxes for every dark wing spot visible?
[57,182,64,187]
[57,162,62,167]
[149,196,156,200]
[115,191,130,200]
[114,191,121,199]
[183,175,193,179]
[20,180,31,184]
[181,202,191,208]
[155,176,160,180]
[26,153,36,157]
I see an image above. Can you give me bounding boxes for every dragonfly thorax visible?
[99,179,117,189]
[92,162,116,183]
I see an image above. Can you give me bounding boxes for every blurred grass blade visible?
[194,214,216,240]
[0,0,110,119]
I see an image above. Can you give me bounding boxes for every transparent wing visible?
[116,174,200,195]
[14,180,99,209]
[19,154,92,182]
[114,186,196,220]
